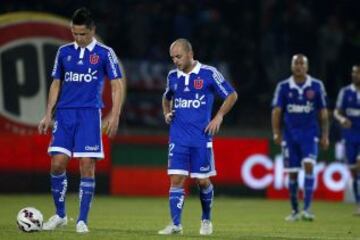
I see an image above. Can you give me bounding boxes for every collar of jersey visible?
[74,38,97,52]
[176,61,201,78]
[350,84,359,92]
[289,75,312,93]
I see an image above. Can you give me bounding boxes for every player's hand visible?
[102,113,120,138]
[164,111,175,124]
[38,115,52,135]
[273,133,282,145]
[205,114,223,135]
[320,135,329,150]
[340,118,352,129]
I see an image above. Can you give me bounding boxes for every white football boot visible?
[301,210,315,221]
[158,224,183,235]
[199,219,213,235]
[76,221,89,233]
[42,214,68,230]
[285,211,301,222]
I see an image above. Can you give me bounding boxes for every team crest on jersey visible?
[90,54,99,64]
[306,89,315,100]
[194,78,203,90]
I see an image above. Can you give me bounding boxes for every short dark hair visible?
[71,7,95,29]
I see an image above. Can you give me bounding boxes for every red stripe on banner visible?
[111,167,190,196]
[0,134,111,173]
[0,22,72,45]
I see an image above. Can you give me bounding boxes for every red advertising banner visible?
[0,134,111,173]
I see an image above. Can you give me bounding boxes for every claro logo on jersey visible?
[0,12,73,134]
[65,68,98,82]
[287,101,314,113]
[174,94,206,109]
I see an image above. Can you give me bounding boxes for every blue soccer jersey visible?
[52,39,122,108]
[336,84,360,141]
[272,75,327,136]
[164,61,235,147]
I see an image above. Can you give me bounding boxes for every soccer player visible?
[38,8,124,233]
[334,64,360,214]
[271,54,329,221]
[158,38,238,235]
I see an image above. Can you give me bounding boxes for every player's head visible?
[352,64,360,86]
[71,7,95,48]
[291,54,308,78]
[169,38,194,72]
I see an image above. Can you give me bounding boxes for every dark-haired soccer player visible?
[334,64,360,214]
[38,7,124,233]
[158,38,237,235]
[272,54,329,221]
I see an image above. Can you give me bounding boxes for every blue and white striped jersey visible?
[164,61,235,147]
[52,38,122,108]
[336,84,360,140]
[272,75,327,136]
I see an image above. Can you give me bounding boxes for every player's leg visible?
[73,109,103,233]
[301,137,318,221]
[44,109,75,230]
[346,141,360,214]
[197,178,214,235]
[43,154,70,230]
[283,140,301,221]
[158,143,189,235]
[76,157,96,233]
[190,143,215,235]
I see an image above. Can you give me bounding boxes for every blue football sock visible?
[304,174,314,211]
[199,184,214,220]
[169,187,185,226]
[50,172,68,218]
[77,177,95,224]
[353,174,360,204]
[288,179,299,213]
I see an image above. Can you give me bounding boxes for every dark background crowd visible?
[1,0,360,135]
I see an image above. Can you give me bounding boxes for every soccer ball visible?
[16,207,43,232]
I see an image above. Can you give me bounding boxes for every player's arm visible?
[102,78,124,137]
[38,79,61,134]
[334,108,351,128]
[271,107,282,145]
[162,95,173,124]
[319,108,330,150]
[205,91,238,135]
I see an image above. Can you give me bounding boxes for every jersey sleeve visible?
[104,48,122,80]
[209,68,235,99]
[51,48,63,79]
[317,81,327,109]
[163,72,174,100]
[335,88,346,110]
[271,83,284,108]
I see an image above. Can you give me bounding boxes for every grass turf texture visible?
[1,194,360,240]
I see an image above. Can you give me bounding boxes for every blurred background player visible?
[334,64,360,214]
[38,7,124,233]
[271,54,329,221]
[158,38,237,235]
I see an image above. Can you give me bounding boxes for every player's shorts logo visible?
[194,78,203,90]
[90,54,99,65]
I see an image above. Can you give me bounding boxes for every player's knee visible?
[196,178,211,188]
[170,175,186,187]
[79,159,96,177]
[303,162,314,174]
[50,161,66,175]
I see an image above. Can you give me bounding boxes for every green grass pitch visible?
[1,194,360,240]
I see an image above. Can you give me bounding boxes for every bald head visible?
[291,53,309,79]
[170,38,193,53]
[169,38,195,73]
